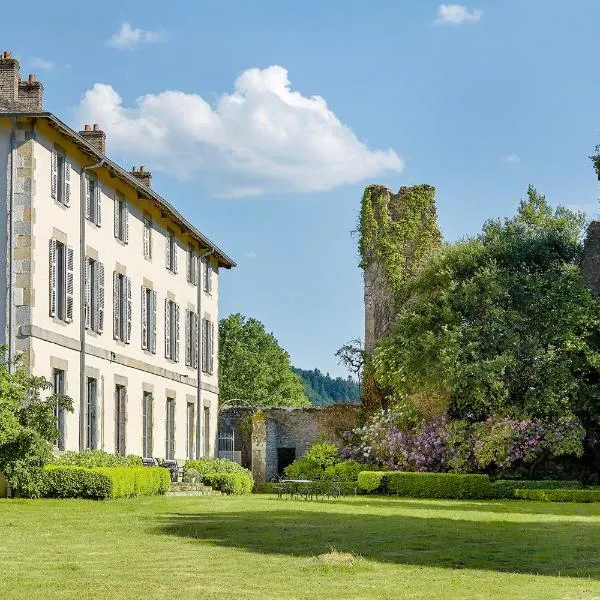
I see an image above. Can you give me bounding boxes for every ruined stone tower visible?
[360,184,441,354]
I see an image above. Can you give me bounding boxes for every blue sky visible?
[3,1,599,377]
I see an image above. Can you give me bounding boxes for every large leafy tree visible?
[219,314,309,409]
[372,187,600,424]
[0,348,72,496]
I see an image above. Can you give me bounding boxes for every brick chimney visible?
[130,165,152,188]
[0,51,43,111]
[79,123,106,154]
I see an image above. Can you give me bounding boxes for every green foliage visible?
[292,367,360,405]
[202,472,253,495]
[40,466,170,499]
[372,187,600,423]
[357,471,387,493]
[0,348,73,496]
[590,144,600,181]
[385,472,495,499]
[492,479,582,498]
[219,314,309,409]
[183,468,201,483]
[52,450,142,468]
[283,441,349,480]
[184,457,247,477]
[323,460,364,482]
[514,488,600,502]
[283,457,323,480]
[303,442,340,469]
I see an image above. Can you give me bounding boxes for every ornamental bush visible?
[41,465,169,499]
[52,450,142,468]
[514,488,600,502]
[357,471,387,493]
[385,472,495,499]
[492,479,582,498]
[184,457,246,477]
[323,460,365,482]
[202,471,253,495]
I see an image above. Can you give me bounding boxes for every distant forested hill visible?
[292,368,360,405]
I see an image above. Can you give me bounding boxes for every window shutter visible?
[126,276,132,343]
[49,239,57,316]
[193,313,199,369]
[165,299,171,358]
[51,150,57,199]
[84,257,91,329]
[166,234,171,270]
[148,394,154,457]
[151,290,157,354]
[120,388,127,455]
[113,272,120,340]
[65,246,74,323]
[209,320,215,374]
[114,195,119,239]
[185,310,191,366]
[95,182,102,226]
[141,286,148,350]
[201,319,207,372]
[175,304,180,362]
[64,161,71,206]
[143,220,150,258]
[85,177,91,220]
[173,239,178,274]
[124,202,129,244]
[96,262,105,334]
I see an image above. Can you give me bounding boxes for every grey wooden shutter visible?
[126,276,132,343]
[113,195,120,238]
[65,246,74,323]
[113,272,121,340]
[51,149,57,199]
[173,239,178,274]
[148,394,154,457]
[209,320,215,374]
[143,219,150,257]
[141,286,148,350]
[95,182,102,226]
[193,313,199,368]
[124,202,129,244]
[84,257,91,329]
[201,318,207,372]
[119,388,127,455]
[166,233,171,270]
[64,161,71,206]
[175,304,180,362]
[96,262,105,334]
[185,310,191,366]
[165,299,171,358]
[151,290,157,353]
[85,176,91,220]
[49,239,57,317]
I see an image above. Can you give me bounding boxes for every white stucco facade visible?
[0,111,234,463]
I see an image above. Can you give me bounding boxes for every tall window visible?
[142,392,153,458]
[203,406,210,457]
[202,318,215,374]
[187,244,198,285]
[164,299,180,361]
[86,378,98,450]
[53,369,66,451]
[84,257,105,333]
[49,239,74,323]
[114,193,129,243]
[165,398,176,460]
[113,272,132,343]
[203,258,212,294]
[115,385,127,455]
[185,310,199,368]
[85,176,101,226]
[143,216,152,258]
[166,229,178,273]
[186,403,195,460]
[140,286,157,353]
[51,149,70,207]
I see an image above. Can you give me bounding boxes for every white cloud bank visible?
[503,153,520,164]
[30,58,54,70]
[75,65,403,196]
[435,4,482,25]
[105,23,166,49]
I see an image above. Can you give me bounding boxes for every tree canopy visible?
[292,367,360,405]
[219,314,309,409]
[372,187,600,424]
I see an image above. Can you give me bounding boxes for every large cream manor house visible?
[0,52,236,461]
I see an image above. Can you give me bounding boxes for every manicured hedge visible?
[52,450,142,468]
[386,472,495,499]
[492,479,582,498]
[514,488,600,503]
[42,466,170,499]
[358,471,388,493]
[184,458,247,476]
[202,472,253,495]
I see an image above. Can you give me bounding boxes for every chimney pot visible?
[79,124,106,154]
[93,123,99,131]
[84,124,92,131]
[5,51,11,59]
[28,74,35,83]
[130,165,152,188]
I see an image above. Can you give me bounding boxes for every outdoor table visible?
[278,479,315,500]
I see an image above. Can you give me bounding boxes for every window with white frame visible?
[187,244,198,285]
[84,256,105,334]
[113,272,132,343]
[85,175,101,226]
[51,149,70,207]
[114,193,129,243]
[185,309,199,368]
[142,392,153,458]
[49,239,74,323]
[166,229,178,273]
[202,257,212,294]
[143,216,152,259]
[164,299,180,361]
[201,318,215,375]
[53,369,66,451]
[140,286,157,353]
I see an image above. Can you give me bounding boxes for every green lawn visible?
[2,494,600,599]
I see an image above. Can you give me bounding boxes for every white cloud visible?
[30,58,54,70]
[503,153,520,164]
[245,251,257,259]
[75,65,404,196]
[435,4,482,25]
[105,23,166,49]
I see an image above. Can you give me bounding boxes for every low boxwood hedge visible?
[358,471,388,493]
[42,466,170,499]
[514,488,600,503]
[202,471,253,495]
[492,479,582,498]
[386,472,494,499]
